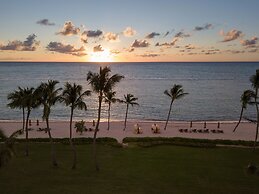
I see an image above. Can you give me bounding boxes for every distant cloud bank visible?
[46,41,86,56]
[0,34,40,51]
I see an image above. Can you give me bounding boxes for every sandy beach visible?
[0,120,256,143]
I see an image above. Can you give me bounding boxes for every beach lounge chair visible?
[217,129,224,133]
[134,124,142,134]
[151,124,160,133]
[179,129,184,132]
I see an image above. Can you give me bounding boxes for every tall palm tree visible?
[22,87,40,156]
[164,84,188,130]
[87,66,124,171]
[250,69,259,149]
[104,91,120,130]
[37,80,61,167]
[122,94,139,130]
[233,90,254,132]
[60,82,91,169]
[7,87,26,130]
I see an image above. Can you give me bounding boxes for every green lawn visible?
[1,143,259,194]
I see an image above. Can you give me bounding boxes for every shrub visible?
[74,120,87,135]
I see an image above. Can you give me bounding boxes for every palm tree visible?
[37,80,61,167]
[7,87,26,130]
[233,90,254,132]
[22,87,40,156]
[87,66,124,171]
[60,82,91,169]
[250,69,259,149]
[122,94,139,130]
[164,84,188,130]
[104,91,120,130]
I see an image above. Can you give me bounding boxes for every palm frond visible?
[61,82,89,112]
[0,129,7,140]
[165,84,188,101]
[123,93,139,106]
[87,66,124,95]
[9,129,24,139]
[250,70,259,89]
[164,90,172,98]
[241,89,255,109]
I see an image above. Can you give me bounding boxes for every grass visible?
[123,137,258,147]
[1,143,259,194]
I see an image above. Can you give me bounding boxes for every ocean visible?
[0,62,259,121]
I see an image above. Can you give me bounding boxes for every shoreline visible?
[0,120,256,143]
[0,119,247,124]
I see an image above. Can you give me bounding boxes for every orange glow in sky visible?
[89,49,113,62]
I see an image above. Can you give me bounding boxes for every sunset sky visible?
[0,0,259,62]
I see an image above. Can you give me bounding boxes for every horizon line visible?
[0,61,259,63]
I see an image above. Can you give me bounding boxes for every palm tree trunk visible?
[107,103,111,130]
[124,104,129,130]
[254,88,259,150]
[93,94,102,171]
[22,107,25,130]
[70,107,77,169]
[233,107,244,132]
[164,100,173,130]
[46,117,58,167]
[25,109,31,156]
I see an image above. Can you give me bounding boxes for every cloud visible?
[104,32,119,42]
[185,44,197,50]
[225,49,245,54]
[138,53,160,57]
[110,49,120,54]
[123,27,136,37]
[57,21,80,36]
[201,49,221,55]
[164,31,170,37]
[0,34,40,51]
[174,31,190,38]
[93,45,104,52]
[194,23,212,31]
[36,19,55,26]
[145,32,160,39]
[125,47,135,52]
[81,36,88,44]
[82,30,103,38]
[155,37,179,48]
[220,29,243,42]
[248,49,258,53]
[155,31,190,47]
[46,41,86,56]
[240,37,258,48]
[131,40,150,48]
[155,42,173,47]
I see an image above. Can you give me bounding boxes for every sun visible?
[89,49,113,62]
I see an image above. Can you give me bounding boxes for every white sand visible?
[0,120,257,143]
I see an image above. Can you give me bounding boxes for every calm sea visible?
[0,62,259,121]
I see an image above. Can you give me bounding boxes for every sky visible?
[0,0,259,62]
